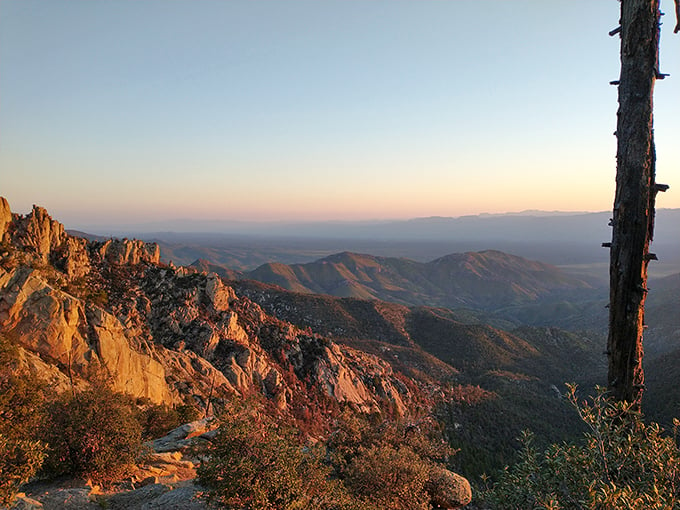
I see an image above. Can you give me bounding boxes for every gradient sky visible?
[1,0,679,229]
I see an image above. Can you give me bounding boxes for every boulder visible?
[149,417,217,453]
[427,467,472,509]
[204,273,235,313]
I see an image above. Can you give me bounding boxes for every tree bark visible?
[607,0,660,407]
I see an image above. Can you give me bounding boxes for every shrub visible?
[138,403,181,441]
[326,409,454,472]
[137,401,202,441]
[175,402,201,424]
[40,386,142,484]
[0,435,46,506]
[0,336,47,440]
[198,401,365,510]
[0,336,47,505]
[483,385,680,509]
[344,444,431,510]
[326,410,463,509]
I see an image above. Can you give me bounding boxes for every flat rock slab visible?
[105,483,208,510]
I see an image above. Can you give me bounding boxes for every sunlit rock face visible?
[88,305,172,403]
[9,205,67,262]
[0,266,90,368]
[0,266,172,404]
[0,197,11,241]
[95,238,161,266]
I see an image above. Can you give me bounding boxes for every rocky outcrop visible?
[13,344,85,395]
[0,197,161,278]
[0,266,172,404]
[0,197,11,242]
[57,237,91,278]
[95,239,161,266]
[0,266,90,369]
[316,343,407,415]
[157,346,237,406]
[88,306,171,404]
[205,273,235,313]
[9,205,66,262]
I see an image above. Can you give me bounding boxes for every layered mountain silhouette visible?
[243,250,602,311]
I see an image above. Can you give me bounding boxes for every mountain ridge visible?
[243,249,603,312]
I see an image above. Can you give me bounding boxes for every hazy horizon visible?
[65,207,612,235]
[2,1,679,225]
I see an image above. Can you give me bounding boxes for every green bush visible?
[0,337,47,440]
[0,435,46,507]
[137,401,202,441]
[326,409,454,473]
[138,403,181,441]
[198,402,365,510]
[0,336,47,505]
[324,410,462,509]
[483,385,680,509]
[40,386,143,484]
[175,402,201,424]
[344,444,432,510]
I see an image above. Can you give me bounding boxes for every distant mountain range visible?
[240,250,603,312]
[95,209,680,276]
[79,208,680,245]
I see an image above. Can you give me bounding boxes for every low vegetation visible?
[39,385,144,484]
[0,336,48,505]
[0,334,200,503]
[197,400,463,510]
[482,385,680,509]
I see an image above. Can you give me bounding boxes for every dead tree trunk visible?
[607,0,661,407]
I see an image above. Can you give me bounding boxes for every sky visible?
[1,0,679,230]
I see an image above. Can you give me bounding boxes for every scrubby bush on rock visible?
[0,336,47,505]
[328,410,470,509]
[199,401,470,510]
[344,444,432,510]
[197,401,364,510]
[0,435,46,507]
[40,385,143,484]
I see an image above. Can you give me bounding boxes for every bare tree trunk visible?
[607,0,661,407]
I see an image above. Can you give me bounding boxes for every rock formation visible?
[9,205,66,262]
[0,197,414,416]
[0,197,11,241]
[0,266,172,404]
[94,238,161,266]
